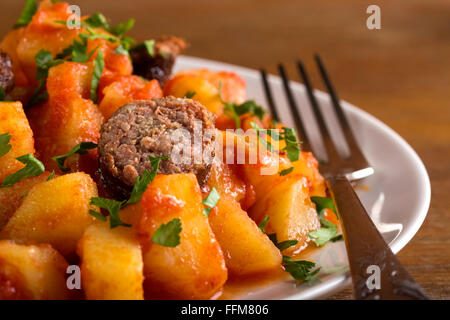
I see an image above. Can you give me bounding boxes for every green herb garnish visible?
[124,155,169,206]
[202,187,220,217]
[185,91,196,99]
[0,87,5,101]
[308,218,338,246]
[52,142,98,172]
[90,49,104,103]
[268,233,298,251]
[0,154,45,188]
[258,215,270,233]
[279,167,294,176]
[283,259,321,282]
[281,127,301,162]
[46,171,55,181]
[14,0,37,29]
[0,133,12,157]
[311,196,337,217]
[90,197,130,228]
[152,218,182,247]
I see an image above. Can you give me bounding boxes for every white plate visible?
[173,56,431,300]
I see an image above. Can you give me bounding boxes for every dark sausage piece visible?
[98,97,216,200]
[0,51,14,94]
[130,36,186,86]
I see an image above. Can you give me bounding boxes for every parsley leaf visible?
[46,171,55,181]
[88,209,107,221]
[85,13,109,29]
[90,197,130,228]
[283,259,321,282]
[143,40,156,57]
[90,49,105,103]
[311,196,337,217]
[125,155,169,206]
[309,218,338,246]
[250,121,278,153]
[152,218,182,247]
[0,133,12,157]
[279,167,294,176]
[268,233,299,251]
[282,127,301,162]
[35,50,64,80]
[109,18,135,38]
[52,142,98,172]
[202,187,220,217]
[14,0,37,29]
[0,154,45,188]
[185,91,196,99]
[0,87,5,101]
[258,215,270,233]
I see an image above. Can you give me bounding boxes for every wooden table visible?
[2,0,449,299]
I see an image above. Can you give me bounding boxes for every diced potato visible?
[28,62,103,172]
[248,175,320,254]
[0,172,52,230]
[209,195,281,276]
[99,75,162,120]
[1,173,98,257]
[0,240,70,299]
[0,102,35,183]
[16,1,81,84]
[207,157,251,209]
[77,223,144,300]
[292,152,327,197]
[127,173,227,299]
[164,69,246,117]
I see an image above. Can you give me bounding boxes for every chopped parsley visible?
[90,49,104,103]
[258,215,270,233]
[84,13,109,29]
[0,133,12,157]
[250,121,278,153]
[218,82,265,128]
[202,187,220,217]
[281,127,301,162]
[46,171,55,181]
[52,142,98,172]
[14,0,37,29]
[282,257,321,282]
[268,233,298,251]
[90,197,130,228]
[143,40,156,57]
[279,167,294,176]
[124,155,169,206]
[152,218,182,247]
[89,155,169,228]
[308,196,342,246]
[0,154,45,188]
[185,91,196,99]
[0,87,5,101]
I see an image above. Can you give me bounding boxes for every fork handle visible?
[327,176,429,300]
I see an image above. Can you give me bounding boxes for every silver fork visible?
[260,55,428,300]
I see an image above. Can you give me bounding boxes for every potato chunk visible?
[0,240,70,299]
[209,195,281,276]
[129,173,227,299]
[0,102,35,183]
[0,172,52,230]
[77,223,144,300]
[1,173,98,257]
[249,175,320,254]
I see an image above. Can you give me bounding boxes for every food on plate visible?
[98,97,216,199]
[0,0,339,300]
[0,241,70,300]
[130,36,186,86]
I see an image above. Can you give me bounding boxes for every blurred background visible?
[1,0,449,299]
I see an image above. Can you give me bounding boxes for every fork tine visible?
[314,54,367,161]
[260,69,280,123]
[277,64,311,152]
[296,59,341,163]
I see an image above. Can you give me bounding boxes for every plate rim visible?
[175,55,432,299]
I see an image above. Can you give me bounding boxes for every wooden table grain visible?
[1,0,449,300]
